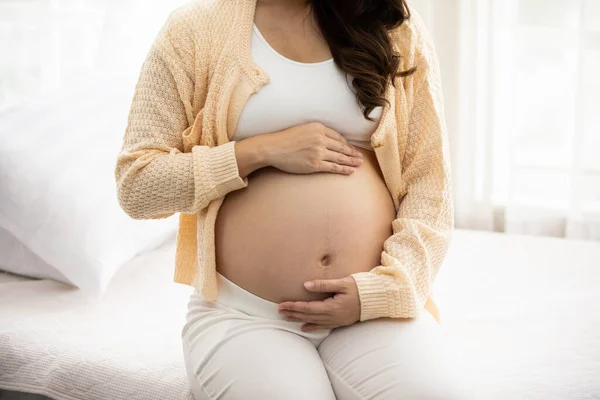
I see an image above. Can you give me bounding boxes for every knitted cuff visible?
[205,141,249,196]
[191,141,249,211]
[350,271,396,321]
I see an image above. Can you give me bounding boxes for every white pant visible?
[181,272,474,400]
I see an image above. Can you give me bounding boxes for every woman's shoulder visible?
[160,0,239,47]
[389,8,437,70]
[170,0,234,21]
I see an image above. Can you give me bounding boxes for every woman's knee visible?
[318,312,475,400]
[182,322,336,400]
[184,369,335,400]
[324,363,473,400]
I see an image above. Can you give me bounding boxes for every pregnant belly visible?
[214,146,397,304]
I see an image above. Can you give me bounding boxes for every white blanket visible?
[0,233,195,400]
[1,229,599,399]
[434,229,600,399]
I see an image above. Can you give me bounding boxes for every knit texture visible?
[115,0,453,323]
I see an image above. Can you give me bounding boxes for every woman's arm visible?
[114,9,265,220]
[235,135,272,179]
[350,12,454,321]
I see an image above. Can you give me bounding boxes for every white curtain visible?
[413,0,600,241]
[2,0,599,241]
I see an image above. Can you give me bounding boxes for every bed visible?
[0,233,194,400]
[1,228,599,400]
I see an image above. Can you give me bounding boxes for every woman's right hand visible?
[262,122,364,175]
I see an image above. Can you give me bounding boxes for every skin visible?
[231,0,374,332]
[279,276,362,331]
[234,127,366,332]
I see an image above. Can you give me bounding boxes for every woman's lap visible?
[181,306,336,400]
[182,304,473,400]
[318,311,474,399]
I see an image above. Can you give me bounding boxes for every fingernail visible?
[304,281,314,289]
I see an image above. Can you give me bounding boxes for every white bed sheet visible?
[434,229,600,399]
[0,228,599,400]
[0,233,195,400]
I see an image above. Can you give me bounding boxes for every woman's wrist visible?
[233,133,274,178]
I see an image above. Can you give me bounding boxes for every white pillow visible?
[0,225,70,283]
[0,70,179,296]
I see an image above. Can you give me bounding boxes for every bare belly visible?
[214,146,396,303]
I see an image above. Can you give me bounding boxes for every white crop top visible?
[232,23,383,151]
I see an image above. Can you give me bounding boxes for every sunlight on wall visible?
[0,0,107,110]
[0,0,188,111]
[1,0,599,238]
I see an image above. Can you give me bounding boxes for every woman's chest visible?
[231,29,384,149]
[194,57,407,211]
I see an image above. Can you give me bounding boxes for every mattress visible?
[1,228,599,400]
[434,229,600,399]
[0,233,195,400]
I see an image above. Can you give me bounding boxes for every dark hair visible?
[306,0,417,121]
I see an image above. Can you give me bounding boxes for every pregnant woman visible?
[115,0,472,398]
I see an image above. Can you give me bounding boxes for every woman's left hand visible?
[278,276,361,332]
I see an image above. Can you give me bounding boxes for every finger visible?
[324,136,362,159]
[284,315,303,322]
[322,149,363,168]
[322,125,350,144]
[302,323,340,332]
[314,123,361,158]
[283,311,332,323]
[319,161,355,175]
[304,278,349,293]
[279,300,334,315]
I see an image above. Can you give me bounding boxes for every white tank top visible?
[232,23,383,151]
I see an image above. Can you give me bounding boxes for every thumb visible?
[304,278,348,293]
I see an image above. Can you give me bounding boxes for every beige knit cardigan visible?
[114,0,454,323]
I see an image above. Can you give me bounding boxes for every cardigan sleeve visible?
[350,14,454,321]
[114,10,248,220]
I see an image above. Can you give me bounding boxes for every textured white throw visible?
[1,229,599,399]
